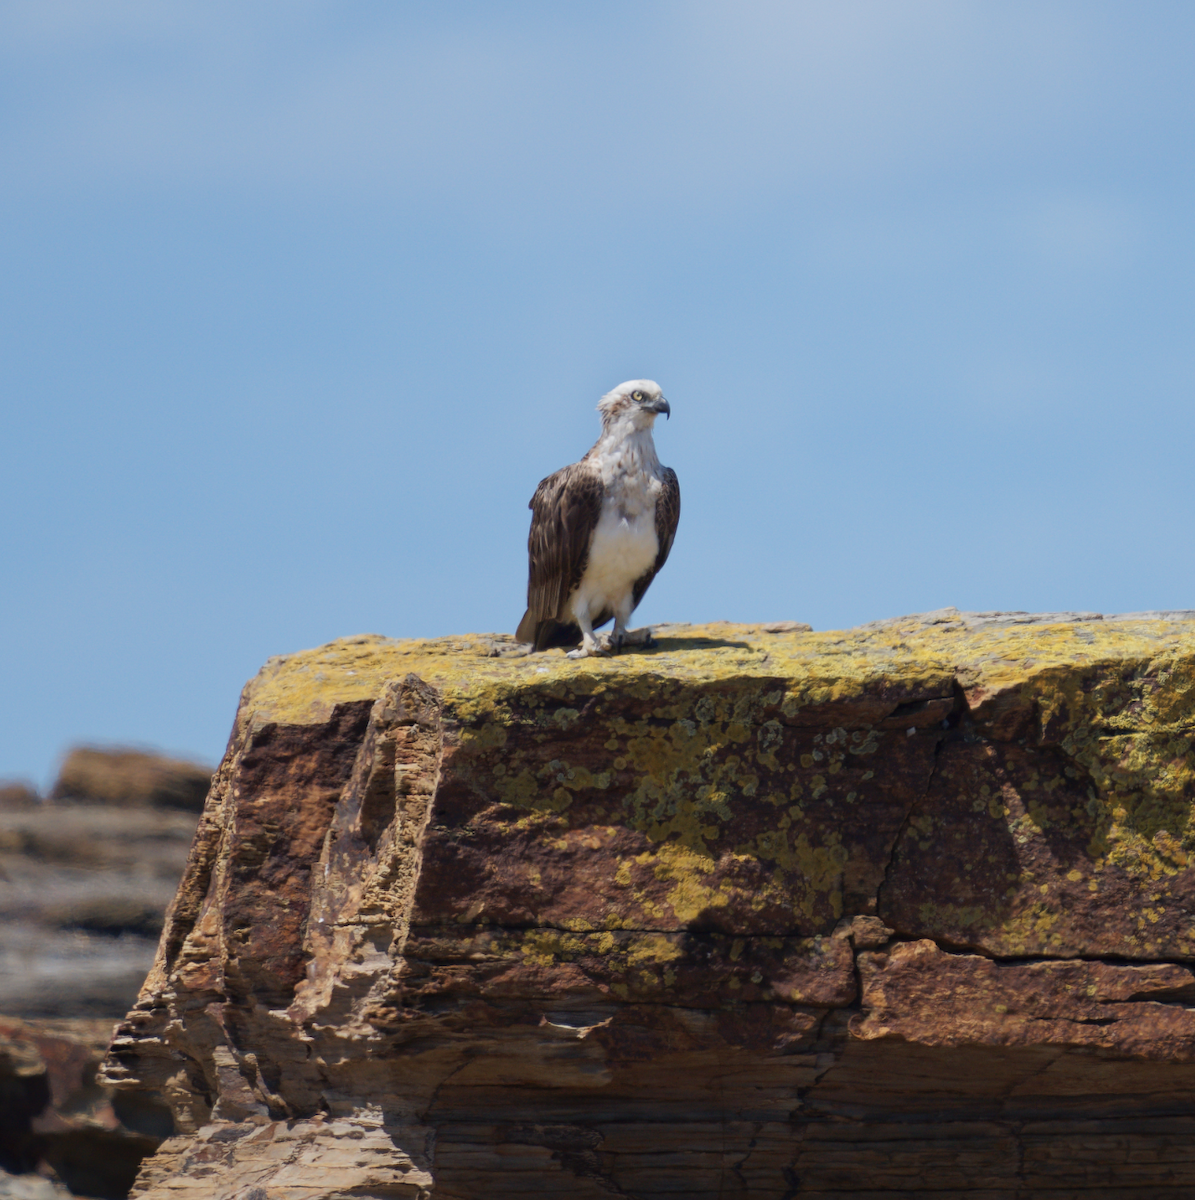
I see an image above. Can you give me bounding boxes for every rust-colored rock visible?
[853,939,1195,1059]
[101,614,1195,1196]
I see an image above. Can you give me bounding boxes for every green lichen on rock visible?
[231,616,1195,966]
[104,613,1195,1199]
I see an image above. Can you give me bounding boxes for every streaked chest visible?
[594,434,665,521]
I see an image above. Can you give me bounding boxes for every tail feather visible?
[515,613,584,651]
[515,609,538,645]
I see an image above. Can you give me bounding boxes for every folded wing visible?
[632,466,681,608]
[516,463,605,650]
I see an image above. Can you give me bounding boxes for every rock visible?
[101,617,1195,1197]
[0,785,39,813]
[0,786,200,1018]
[0,1016,162,1197]
[835,914,893,950]
[39,899,165,939]
[0,1169,72,1200]
[49,748,212,813]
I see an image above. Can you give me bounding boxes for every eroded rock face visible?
[102,614,1195,1197]
[0,1016,162,1198]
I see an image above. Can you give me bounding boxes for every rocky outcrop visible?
[0,786,39,813]
[102,613,1195,1197]
[0,1016,163,1198]
[50,748,212,814]
[0,750,207,1018]
[0,751,210,1195]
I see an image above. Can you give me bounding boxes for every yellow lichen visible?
[237,617,1195,959]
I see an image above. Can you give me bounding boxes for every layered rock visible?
[0,1016,163,1198]
[0,751,210,1195]
[0,750,208,1018]
[102,613,1195,1197]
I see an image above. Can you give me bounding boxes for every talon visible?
[567,642,610,659]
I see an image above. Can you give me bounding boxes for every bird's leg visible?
[610,602,654,651]
[566,608,609,659]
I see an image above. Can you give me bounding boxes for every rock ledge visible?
[103,615,1195,1197]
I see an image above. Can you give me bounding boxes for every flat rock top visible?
[245,610,1195,729]
[101,608,1195,1200]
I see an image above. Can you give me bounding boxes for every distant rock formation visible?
[0,748,211,1196]
[50,747,212,813]
[0,748,211,1020]
[0,783,39,812]
[102,617,1195,1197]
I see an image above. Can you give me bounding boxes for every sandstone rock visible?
[0,1016,162,1197]
[0,785,39,813]
[0,792,199,1017]
[101,617,1195,1197]
[50,748,212,813]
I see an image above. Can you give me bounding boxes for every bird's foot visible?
[566,638,611,659]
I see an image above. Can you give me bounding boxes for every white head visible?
[596,379,671,431]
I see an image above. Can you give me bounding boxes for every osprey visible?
[516,379,680,658]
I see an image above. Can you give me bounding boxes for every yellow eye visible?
[632,390,643,401]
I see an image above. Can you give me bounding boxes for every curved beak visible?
[651,396,671,419]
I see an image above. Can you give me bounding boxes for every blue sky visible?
[4,1,1194,785]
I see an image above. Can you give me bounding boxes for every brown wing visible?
[632,466,681,609]
[515,462,604,649]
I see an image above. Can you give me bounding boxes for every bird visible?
[516,379,680,658]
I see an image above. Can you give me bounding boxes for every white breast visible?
[568,429,664,623]
[581,499,659,601]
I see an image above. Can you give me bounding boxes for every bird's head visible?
[597,379,671,429]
